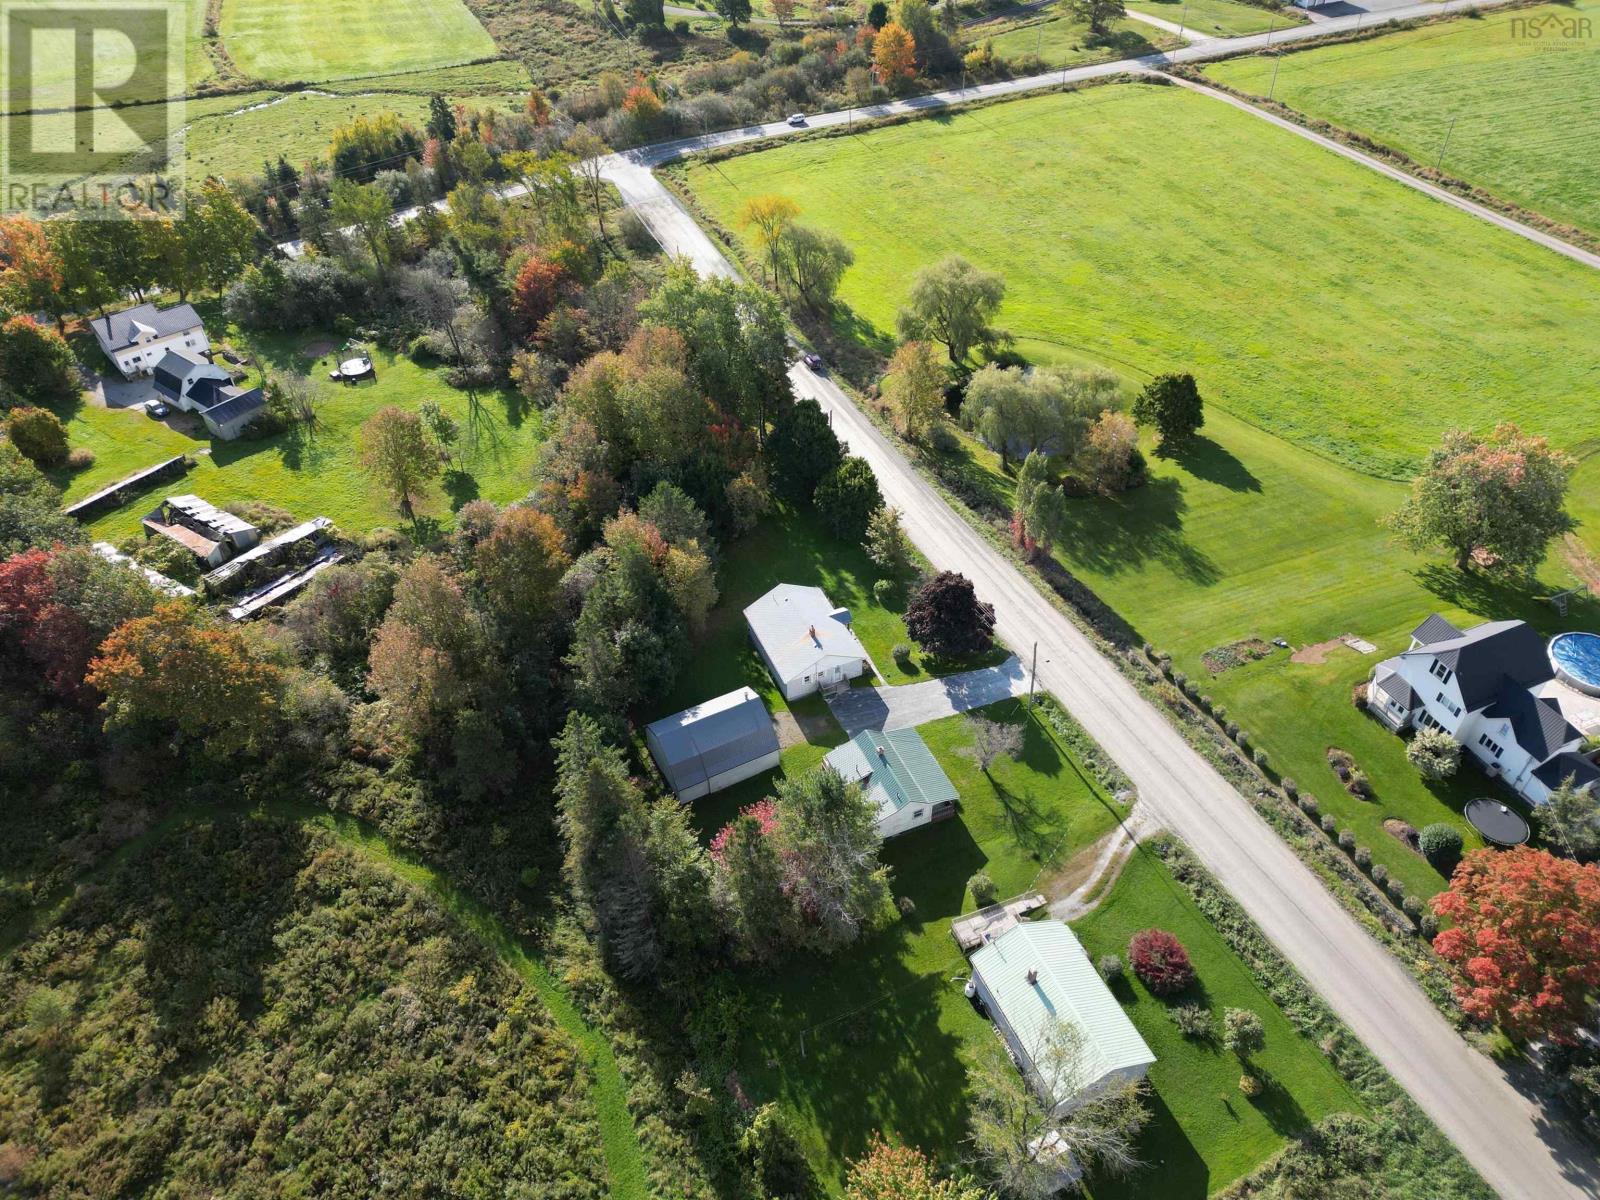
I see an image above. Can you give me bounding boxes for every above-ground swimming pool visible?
[1551,632,1600,698]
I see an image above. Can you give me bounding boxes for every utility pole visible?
[1435,114,1457,171]
[1028,641,1039,707]
[1177,1,1189,41]
[1268,50,1282,101]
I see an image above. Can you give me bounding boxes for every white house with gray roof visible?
[823,727,957,837]
[1368,615,1600,805]
[89,302,208,379]
[969,920,1155,1114]
[646,687,781,802]
[743,583,869,700]
[151,347,266,440]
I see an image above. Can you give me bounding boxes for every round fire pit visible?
[1464,798,1530,847]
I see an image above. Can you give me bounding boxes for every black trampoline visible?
[1464,799,1530,847]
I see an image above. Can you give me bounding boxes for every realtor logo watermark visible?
[1,2,185,217]
[1510,13,1593,38]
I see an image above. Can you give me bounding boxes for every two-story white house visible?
[1368,615,1600,805]
[90,302,209,379]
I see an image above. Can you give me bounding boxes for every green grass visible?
[682,80,1600,899]
[981,12,1176,66]
[1129,0,1303,37]
[684,83,1600,481]
[1207,1,1600,237]
[221,0,498,83]
[55,317,543,543]
[1,0,209,110]
[1073,846,1361,1198]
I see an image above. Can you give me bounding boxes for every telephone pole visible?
[1028,641,1039,707]
[1436,114,1457,171]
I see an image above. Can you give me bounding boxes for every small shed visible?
[646,687,782,802]
[823,727,958,838]
[969,920,1155,1114]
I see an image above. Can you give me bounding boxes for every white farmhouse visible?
[1368,615,1600,804]
[743,583,869,700]
[823,727,958,838]
[970,920,1155,1113]
[89,302,208,379]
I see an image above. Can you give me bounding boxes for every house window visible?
[1478,733,1504,759]
[1430,660,1453,684]
[1434,692,1462,719]
[1418,711,1442,732]
[912,809,924,821]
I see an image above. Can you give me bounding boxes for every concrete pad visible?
[827,656,1032,735]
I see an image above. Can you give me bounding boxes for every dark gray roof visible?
[152,366,185,402]
[1485,688,1579,762]
[1412,614,1463,646]
[89,302,203,354]
[153,347,206,374]
[646,688,779,795]
[1533,753,1600,792]
[1373,668,1417,709]
[202,387,264,425]
[1406,620,1553,711]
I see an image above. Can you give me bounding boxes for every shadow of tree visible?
[1091,1088,1210,1200]
[1053,476,1221,585]
[1166,436,1262,494]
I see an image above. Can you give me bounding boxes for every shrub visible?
[1225,722,1240,739]
[1169,1002,1213,1039]
[967,871,997,906]
[1223,1007,1265,1058]
[1371,864,1389,888]
[1406,728,1462,781]
[618,208,657,255]
[1402,895,1423,921]
[1172,671,1187,690]
[1098,954,1123,984]
[1128,929,1195,996]
[518,866,539,889]
[1338,829,1356,854]
[1253,747,1269,768]
[1239,1073,1262,1098]
[927,422,959,453]
[1236,730,1251,750]
[1347,769,1372,798]
[1199,694,1213,711]
[872,577,896,606]
[1321,815,1337,835]
[1417,822,1464,872]
[1281,777,1298,798]
[1213,705,1227,723]
[1299,794,1318,817]
[0,315,78,403]
[64,446,94,471]
[1387,878,1406,903]
[4,405,68,466]
[1354,846,1372,871]
[896,895,916,917]
[891,642,913,670]
[1420,913,1439,940]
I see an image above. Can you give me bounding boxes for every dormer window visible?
[1430,660,1452,684]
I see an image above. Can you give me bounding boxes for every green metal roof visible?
[824,728,958,819]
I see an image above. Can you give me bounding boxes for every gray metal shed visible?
[646,687,782,802]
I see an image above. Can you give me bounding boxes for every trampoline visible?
[1464,798,1530,847]
[1550,632,1600,699]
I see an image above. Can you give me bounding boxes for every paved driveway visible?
[827,657,1032,734]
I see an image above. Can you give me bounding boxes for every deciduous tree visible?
[863,506,913,580]
[0,315,79,404]
[0,216,63,321]
[778,223,854,311]
[1076,409,1140,495]
[4,406,68,466]
[873,22,918,90]
[1067,0,1126,35]
[772,766,892,952]
[905,570,995,659]
[845,1136,987,1200]
[359,406,441,517]
[968,715,1022,773]
[1131,371,1204,451]
[738,194,800,286]
[475,506,571,620]
[882,340,946,441]
[1388,423,1575,573]
[1535,776,1600,863]
[897,255,1007,366]
[1431,847,1600,1042]
[1012,450,1067,556]
[963,364,1119,469]
[511,253,568,335]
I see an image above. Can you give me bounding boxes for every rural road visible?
[605,49,1600,1199]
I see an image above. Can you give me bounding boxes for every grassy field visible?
[684,81,1600,898]
[683,695,1355,1195]
[1074,846,1360,1198]
[981,12,1176,66]
[1207,1,1600,237]
[1130,0,1303,37]
[1,0,209,110]
[685,83,1600,481]
[54,317,543,543]
[221,0,498,83]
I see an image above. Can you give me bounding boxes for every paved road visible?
[827,656,1031,734]
[613,106,1600,1200]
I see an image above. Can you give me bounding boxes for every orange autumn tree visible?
[845,1135,986,1200]
[873,22,917,92]
[1431,847,1600,1043]
[87,602,283,752]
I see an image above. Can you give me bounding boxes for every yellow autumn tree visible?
[873,22,917,92]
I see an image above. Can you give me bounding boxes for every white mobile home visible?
[823,728,958,838]
[743,583,869,700]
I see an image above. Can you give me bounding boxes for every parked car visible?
[787,113,807,127]
[144,399,171,419]
[802,353,825,372]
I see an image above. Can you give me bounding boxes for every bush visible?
[1321,814,1337,835]
[872,577,895,606]
[1338,829,1356,854]
[968,871,997,906]
[1371,863,1389,888]
[1169,1002,1213,1040]
[1282,777,1298,798]
[618,208,657,255]
[1299,793,1319,818]
[891,642,913,670]
[517,866,539,889]
[1347,769,1372,798]
[1406,728,1462,781]
[1402,895,1423,921]
[65,446,94,470]
[1199,694,1213,711]
[1098,954,1123,984]
[1354,846,1372,871]
[1420,913,1439,940]
[1236,730,1251,750]
[0,315,78,403]
[1253,747,1269,768]
[1128,929,1195,996]
[1387,878,1406,903]
[4,405,68,466]
[1417,822,1464,872]
[927,421,959,453]
[896,895,916,917]
[1239,1073,1262,1098]
[1173,671,1187,690]
[1225,722,1240,739]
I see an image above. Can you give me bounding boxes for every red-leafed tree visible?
[710,798,778,862]
[511,254,567,336]
[1431,847,1600,1043]
[0,547,93,701]
[1128,928,1195,996]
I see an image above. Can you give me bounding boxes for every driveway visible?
[92,372,155,410]
[827,656,1032,734]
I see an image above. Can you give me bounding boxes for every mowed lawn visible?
[1208,1,1600,236]
[1129,0,1303,37]
[221,0,497,83]
[982,12,1176,67]
[685,83,1600,480]
[55,323,543,544]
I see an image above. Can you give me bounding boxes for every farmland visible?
[221,0,498,83]
[1130,0,1302,37]
[1208,1,1600,237]
[981,12,1177,66]
[683,80,1600,897]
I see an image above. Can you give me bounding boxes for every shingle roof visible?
[824,728,958,823]
[971,921,1155,1107]
[646,687,779,795]
[89,302,203,354]
[202,387,265,426]
[743,584,867,682]
[1412,614,1463,646]
[1533,752,1600,792]
[1485,687,1580,762]
[1403,619,1553,711]
[1372,666,1417,710]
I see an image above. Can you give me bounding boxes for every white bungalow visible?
[743,583,869,701]
[823,728,958,838]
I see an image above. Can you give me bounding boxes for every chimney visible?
[876,744,887,760]
[808,623,817,643]
[1026,968,1039,986]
